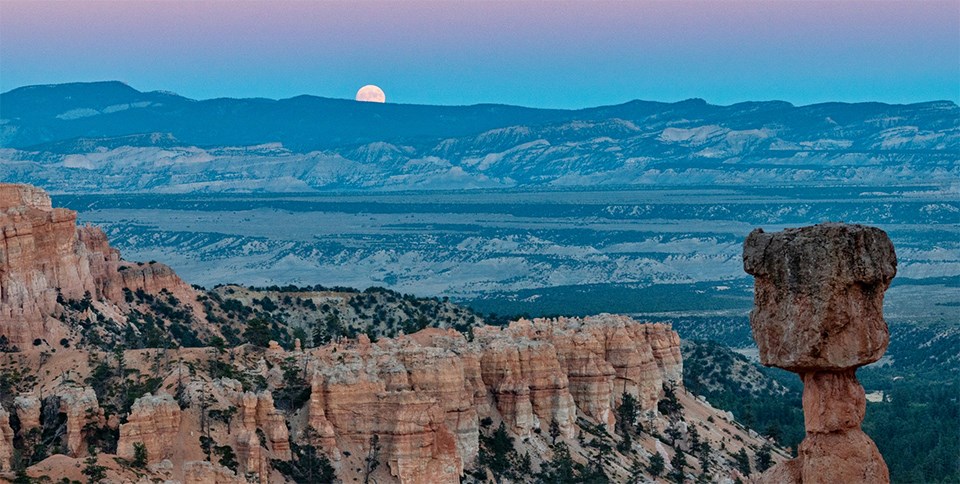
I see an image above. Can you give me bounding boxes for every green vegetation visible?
[683,323,960,483]
[131,442,148,468]
[862,381,960,483]
[682,340,805,450]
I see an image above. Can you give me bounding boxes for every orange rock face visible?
[0,183,206,348]
[745,223,893,484]
[744,223,895,372]
[14,395,41,433]
[51,385,105,457]
[304,316,682,483]
[237,391,291,463]
[117,393,182,462]
[0,406,14,471]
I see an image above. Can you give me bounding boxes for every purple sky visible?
[1,1,957,107]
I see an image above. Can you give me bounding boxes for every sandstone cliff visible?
[0,183,207,348]
[0,407,13,472]
[0,185,784,483]
[117,392,182,462]
[300,315,689,483]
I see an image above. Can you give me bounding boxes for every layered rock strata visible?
[117,393,182,463]
[306,315,682,483]
[50,385,105,457]
[14,395,40,433]
[744,223,894,484]
[0,406,13,471]
[0,183,205,347]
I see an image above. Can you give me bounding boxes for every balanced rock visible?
[744,223,896,371]
[745,223,892,484]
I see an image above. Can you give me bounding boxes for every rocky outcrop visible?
[14,394,41,432]
[744,223,894,484]
[237,391,291,465]
[117,393,182,462]
[305,316,682,483]
[183,460,246,484]
[0,406,13,471]
[0,183,205,347]
[307,336,466,484]
[50,385,104,457]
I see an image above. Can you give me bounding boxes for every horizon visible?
[1,1,957,109]
[4,79,958,110]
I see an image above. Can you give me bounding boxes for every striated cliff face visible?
[0,407,13,472]
[303,315,684,483]
[0,185,784,483]
[0,183,206,347]
[745,223,894,484]
[117,393,182,463]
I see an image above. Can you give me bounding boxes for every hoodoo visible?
[744,223,895,484]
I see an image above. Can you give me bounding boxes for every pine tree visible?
[82,446,107,484]
[648,453,665,476]
[668,450,687,483]
[243,317,272,347]
[549,419,561,444]
[735,448,751,476]
[757,443,773,472]
[538,441,578,483]
[132,442,148,468]
[363,434,381,484]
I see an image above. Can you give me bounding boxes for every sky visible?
[1,0,957,108]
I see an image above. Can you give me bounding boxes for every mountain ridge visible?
[2,81,957,194]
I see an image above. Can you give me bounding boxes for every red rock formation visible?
[303,316,682,483]
[307,338,465,484]
[744,223,894,484]
[237,391,291,462]
[0,183,206,347]
[235,430,264,475]
[183,460,246,484]
[0,406,14,471]
[51,385,104,457]
[117,393,182,462]
[14,394,40,433]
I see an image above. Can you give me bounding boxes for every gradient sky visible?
[1,1,957,108]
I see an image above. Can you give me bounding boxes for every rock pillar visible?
[743,223,894,484]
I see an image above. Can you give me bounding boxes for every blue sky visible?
[1,0,958,108]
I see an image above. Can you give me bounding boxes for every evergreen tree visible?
[243,317,272,347]
[756,443,773,472]
[668,451,687,483]
[486,422,514,478]
[363,434,381,484]
[648,453,665,476]
[735,448,751,476]
[82,446,107,484]
[549,419,561,444]
[132,442,148,468]
[518,452,533,477]
[659,384,683,416]
[538,441,578,483]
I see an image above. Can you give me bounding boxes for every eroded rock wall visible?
[0,183,206,347]
[306,316,682,483]
[117,392,182,463]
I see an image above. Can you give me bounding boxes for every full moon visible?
[356,85,386,103]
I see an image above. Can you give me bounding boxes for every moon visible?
[356,85,386,103]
